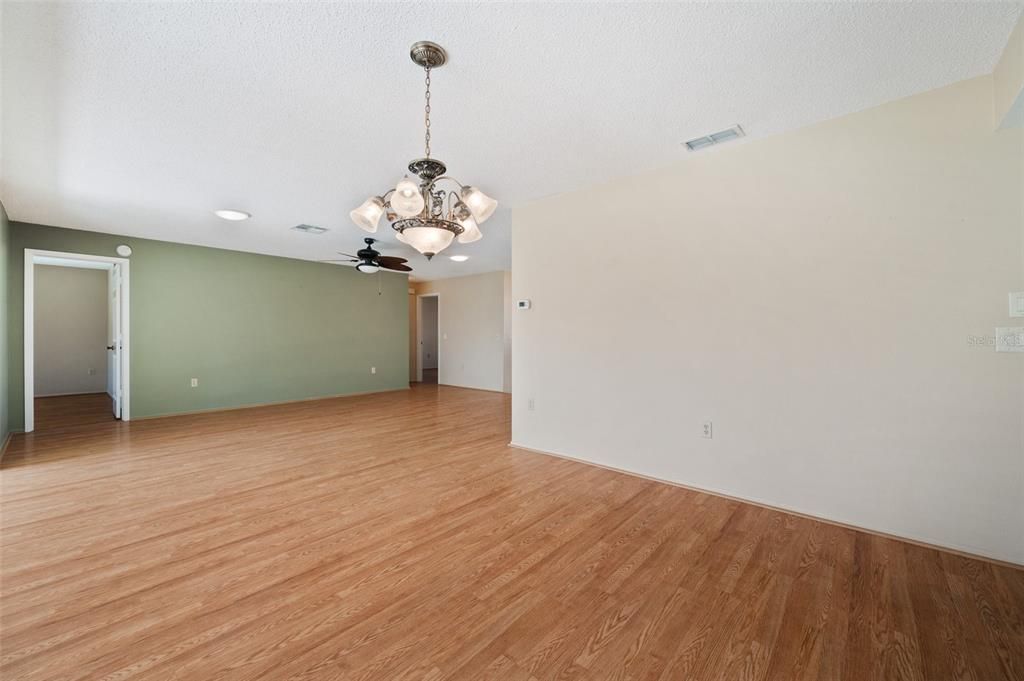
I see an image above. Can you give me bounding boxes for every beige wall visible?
[34,265,109,396]
[512,75,1024,564]
[415,271,511,392]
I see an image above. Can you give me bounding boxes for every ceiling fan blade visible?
[383,263,413,272]
[336,252,360,259]
[377,256,409,267]
[321,258,358,263]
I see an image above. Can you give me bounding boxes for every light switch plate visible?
[1010,292,1024,318]
[995,327,1024,352]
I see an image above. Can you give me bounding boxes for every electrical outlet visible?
[88,368,96,376]
[702,421,713,439]
[527,397,535,411]
[190,378,199,387]
[371,366,376,374]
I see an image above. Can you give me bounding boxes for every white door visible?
[108,264,123,419]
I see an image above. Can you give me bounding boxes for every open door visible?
[416,293,439,384]
[24,249,131,432]
[108,263,123,419]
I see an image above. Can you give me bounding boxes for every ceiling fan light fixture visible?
[356,262,380,274]
[350,196,385,232]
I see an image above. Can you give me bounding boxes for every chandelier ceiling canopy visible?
[350,41,497,260]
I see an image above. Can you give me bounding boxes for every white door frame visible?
[416,293,439,383]
[24,249,131,432]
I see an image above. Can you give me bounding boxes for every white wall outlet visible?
[190,378,199,387]
[370,366,376,374]
[702,421,713,439]
[995,327,1024,352]
[1010,292,1024,318]
[527,397,535,411]
[517,299,532,310]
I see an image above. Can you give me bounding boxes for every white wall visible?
[417,271,511,393]
[512,75,1024,565]
[420,296,438,370]
[34,265,109,396]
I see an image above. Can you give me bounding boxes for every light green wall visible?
[0,203,9,444]
[7,222,409,429]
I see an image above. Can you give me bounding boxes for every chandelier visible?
[349,41,497,260]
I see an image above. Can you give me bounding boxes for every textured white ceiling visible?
[2,2,1021,280]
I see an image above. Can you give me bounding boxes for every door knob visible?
[106,345,116,351]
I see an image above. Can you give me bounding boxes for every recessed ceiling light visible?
[449,255,469,262]
[214,209,251,221]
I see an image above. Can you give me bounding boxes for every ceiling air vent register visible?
[291,224,329,234]
[684,125,745,151]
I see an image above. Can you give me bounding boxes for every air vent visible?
[684,125,745,151]
[291,224,329,234]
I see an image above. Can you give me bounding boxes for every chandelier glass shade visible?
[391,177,426,218]
[459,186,498,223]
[457,214,482,244]
[349,197,384,232]
[349,42,497,260]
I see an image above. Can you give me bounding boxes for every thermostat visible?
[517,299,532,310]
[1010,292,1024,318]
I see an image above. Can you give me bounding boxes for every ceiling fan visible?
[324,237,412,274]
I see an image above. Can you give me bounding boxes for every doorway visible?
[24,249,130,432]
[416,293,439,384]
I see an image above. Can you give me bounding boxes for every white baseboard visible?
[508,441,1023,571]
[133,386,411,421]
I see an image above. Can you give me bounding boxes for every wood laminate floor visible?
[33,393,114,433]
[1,385,1022,680]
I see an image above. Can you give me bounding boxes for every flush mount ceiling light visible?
[350,41,497,260]
[213,209,251,221]
[449,255,469,262]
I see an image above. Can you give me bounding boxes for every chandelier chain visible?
[347,42,493,261]
[424,67,432,159]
